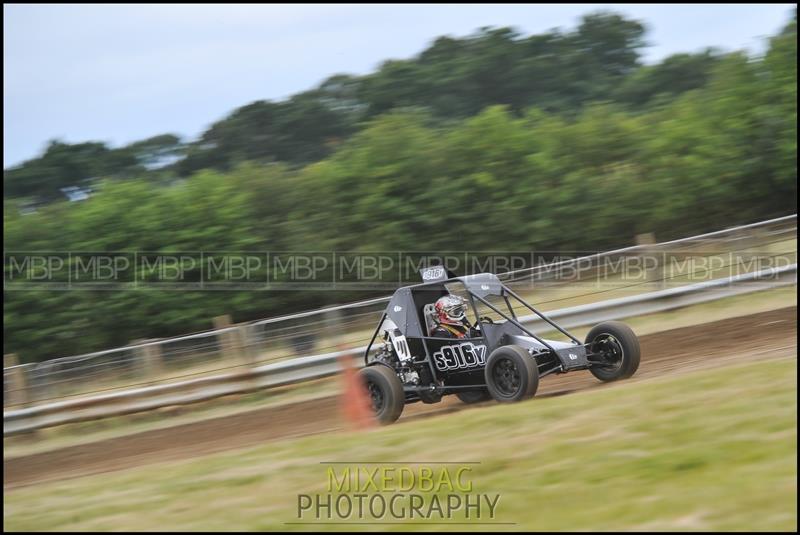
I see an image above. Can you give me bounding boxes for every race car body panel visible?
[508,335,589,370]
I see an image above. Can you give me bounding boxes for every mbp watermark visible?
[4,250,794,291]
[292,462,505,525]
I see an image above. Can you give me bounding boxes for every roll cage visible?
[364,273,595,395]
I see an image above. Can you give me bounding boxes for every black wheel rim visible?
[367,381,384,412]
[593,334,624,371]
[492,357,521,396]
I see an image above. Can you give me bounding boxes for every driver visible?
[430,294,474,338]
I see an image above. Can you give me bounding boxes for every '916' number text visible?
[433,342,487,371]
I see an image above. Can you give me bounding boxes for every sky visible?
[3,3,796,168]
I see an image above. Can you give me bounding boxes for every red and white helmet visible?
[434,295,467,326]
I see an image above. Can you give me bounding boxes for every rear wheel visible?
[586,321,640,382]
[359,365,405,424]
[456,389,492,404]
[484,345,539,403]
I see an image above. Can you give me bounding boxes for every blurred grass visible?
[538,285,797,341]
[4,356,796,531]
[3,376,342,458]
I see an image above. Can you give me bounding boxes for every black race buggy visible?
[360,267,640,424]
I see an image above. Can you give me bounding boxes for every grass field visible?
[5,356,796,531]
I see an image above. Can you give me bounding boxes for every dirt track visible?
[5,307,797,490]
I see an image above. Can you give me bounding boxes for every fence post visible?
[739,225,767,277]
[635,232,661,287]
[214,315,244,362]
[4,353,29,408]
[323,308,344,353]
[132,340,164,379]
[238,323,258,367]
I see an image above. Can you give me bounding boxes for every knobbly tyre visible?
[359,267,640,424]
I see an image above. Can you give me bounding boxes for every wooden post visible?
[635,232,661,286]
[323,308,344,353]
[213,314,232,332]
[237,324,257,367]
[4,353,29,408]
[132,339,164,378]
[214,315,244,362]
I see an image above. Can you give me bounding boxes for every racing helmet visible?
[434,294,467,326]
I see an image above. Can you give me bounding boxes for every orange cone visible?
[338,347,376,430]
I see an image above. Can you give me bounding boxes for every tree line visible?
[7,12,730,200]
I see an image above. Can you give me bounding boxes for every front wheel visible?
[358,365,405,425]
[484,345,539,403]
[586,321,641,382]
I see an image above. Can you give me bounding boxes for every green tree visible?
[4,140,138,200]
[614,50,722,106]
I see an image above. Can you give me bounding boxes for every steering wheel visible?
[479,316,495,324]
